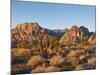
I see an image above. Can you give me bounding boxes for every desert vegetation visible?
[11,23,96,74]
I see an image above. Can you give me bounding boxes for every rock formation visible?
[88,32,96,44]
[59,25,90,45]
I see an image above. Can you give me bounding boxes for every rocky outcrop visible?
[11,22,42,48]
[88,32,96,44]
[11,22,64,48]
[59,25,90,45]
[11,22,95,48]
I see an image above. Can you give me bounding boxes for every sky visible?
[12,0,96,32]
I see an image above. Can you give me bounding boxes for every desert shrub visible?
[62,65,75,71]
[27,55,45,68]
[30,34,44,53]
[49,55,65,67]
[57,48,68,57]
[66,50,80,66]
[87,55,96,65]
[34,44,42,52]
[79,58,87,65]
[45,66,61,72]
[67,50,77,57]
[36,34,44,50]
[12,48,32,64]
[31,65,61,73]
[87,48,96,55]
[11,64,31,74]
[67,50,84,58]
[75,64,84,70]
[47,48,57,58]
[49,36,59,49]
[40,51,48,59]
[31,65,46,73]
[42,35,50,48]
[79,54,85,60]
[12,48,31,58]
[32,44,45,54]
[17,43,33,49]
[83,63,96,69]
[67,57,79,66]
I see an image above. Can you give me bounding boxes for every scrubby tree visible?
[49,36,58,49]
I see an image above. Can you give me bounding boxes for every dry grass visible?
[12,44,96,73]
[49,55,65,67]
[12,48,31,57]
[27,55,45,68]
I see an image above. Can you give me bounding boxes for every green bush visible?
[49,36,58,49]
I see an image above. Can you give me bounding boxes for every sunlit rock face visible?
[88,32,96,44]
[59,25,90,45]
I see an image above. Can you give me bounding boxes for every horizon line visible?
[11,21,96,32]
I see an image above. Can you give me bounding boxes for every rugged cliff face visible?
[11,22,64,48]
[11,22,42,48]
[88,32,96,44]
[11,22,95,48]
[59,25,91,45]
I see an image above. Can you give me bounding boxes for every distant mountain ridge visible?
[11,22,96,48]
